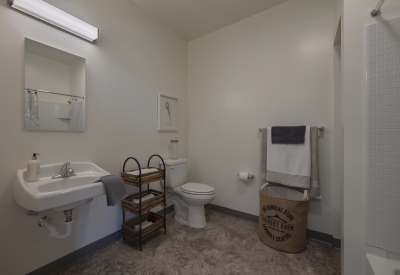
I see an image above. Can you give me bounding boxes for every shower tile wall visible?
[367,17,400,253]
[38,101,84,131]
[38,101,69,131]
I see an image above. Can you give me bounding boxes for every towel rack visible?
[258,126,325,132]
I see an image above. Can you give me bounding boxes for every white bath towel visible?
[266,126,311,189]
[127,168,158,176]
[132,193,155,204]
[133,220,153,231]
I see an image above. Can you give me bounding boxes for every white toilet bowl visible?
[172,183,215,228]
[162,159,215,228]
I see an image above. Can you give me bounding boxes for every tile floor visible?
[56,209,340,275]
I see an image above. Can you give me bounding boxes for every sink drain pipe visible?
[38,210,74,240]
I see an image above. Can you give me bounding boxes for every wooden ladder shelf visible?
[121,155,167,251]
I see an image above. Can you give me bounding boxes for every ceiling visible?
[131,0,289,41]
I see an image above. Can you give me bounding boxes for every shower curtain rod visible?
[371,0,385,17]
[25,88,85,99]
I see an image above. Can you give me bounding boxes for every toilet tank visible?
[161,159,187,188]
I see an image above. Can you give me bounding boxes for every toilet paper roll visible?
[239,172,250,182]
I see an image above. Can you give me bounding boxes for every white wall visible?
[70,58,85,99]
[68,58,85,131]
[332,43,342,242]
[342,0,400,274]
[333,1,344,271]
[0,0,187,274]
[25,52,71,103]
[188,0,335,235]
[332,0,343,246]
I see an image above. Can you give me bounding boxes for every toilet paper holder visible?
[237,173,255,179]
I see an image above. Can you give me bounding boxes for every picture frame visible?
[158,93,178,131]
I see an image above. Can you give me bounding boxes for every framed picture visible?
[158,93,178,131]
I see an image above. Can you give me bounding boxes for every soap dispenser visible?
[27,153,40,182]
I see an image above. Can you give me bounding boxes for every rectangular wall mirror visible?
[24,38,85,131]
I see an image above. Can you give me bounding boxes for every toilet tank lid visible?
[161,159,187,166]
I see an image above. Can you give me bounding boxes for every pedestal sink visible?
[13,162,109,212]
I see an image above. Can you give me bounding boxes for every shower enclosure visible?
[366,15,400,274]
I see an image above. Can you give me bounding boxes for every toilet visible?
[162,159,215,228]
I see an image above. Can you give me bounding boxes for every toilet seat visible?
[180,182,215,195]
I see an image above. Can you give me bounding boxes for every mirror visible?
[24,38,85,131]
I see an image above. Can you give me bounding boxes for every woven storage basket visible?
[122,189,164,214]
[121,167,164,187]
[258,183,309,253]
[122,212,164,243]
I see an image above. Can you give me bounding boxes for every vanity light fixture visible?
[8,0,98,42]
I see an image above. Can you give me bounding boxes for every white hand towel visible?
[266,126,311,189]
[132,193,155,204]
[133,220,153,231]
[127,168,158,176]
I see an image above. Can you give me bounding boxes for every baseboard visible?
[332,237,341,249]
[28,205,174,275]
[205,203,259,223]
[163,204,175,214]
[205,203,341,249]
[27,230,123,275]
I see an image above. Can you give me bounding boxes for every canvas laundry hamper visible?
[258,183,310,253]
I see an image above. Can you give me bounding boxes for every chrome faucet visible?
[52,162,76,179]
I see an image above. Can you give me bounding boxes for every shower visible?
[371,0,386,17]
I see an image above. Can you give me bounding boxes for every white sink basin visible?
[13,162,109,212]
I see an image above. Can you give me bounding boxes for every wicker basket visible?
[121,167,164,187]
[122,212,164,243]
[122,189,164,214]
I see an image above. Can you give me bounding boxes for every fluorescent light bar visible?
[9,0,98,42]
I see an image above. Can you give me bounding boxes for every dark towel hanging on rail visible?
[271,126,306,144]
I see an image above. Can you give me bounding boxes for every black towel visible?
[271,126,306,144]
